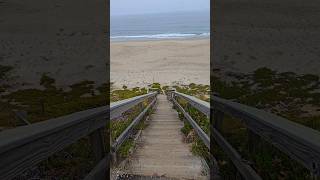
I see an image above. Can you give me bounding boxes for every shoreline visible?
[110,36,210,43]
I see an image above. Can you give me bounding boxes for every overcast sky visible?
[111,0,210,16]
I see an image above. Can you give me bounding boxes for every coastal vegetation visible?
[0,74,108,127]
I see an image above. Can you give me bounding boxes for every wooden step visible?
[122,95,207,179]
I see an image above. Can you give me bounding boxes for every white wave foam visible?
[200,32,210,36]
[111,33,210,39]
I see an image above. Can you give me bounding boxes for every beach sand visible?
[111,38,210,88]
[213,0,320,76]
[0,0,107,90]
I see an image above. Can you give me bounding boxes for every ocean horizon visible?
[110,10,210,41]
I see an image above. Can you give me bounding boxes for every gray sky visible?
[111,0,210,16]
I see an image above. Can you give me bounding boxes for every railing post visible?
[213,109,224,179]
[111,149,117,166]
[139,101,144,112]
[171,92,176,109]
[311,162,320,179]
[210,154,221,180]
[214,109,224,131]
[88,127,107,179]
[89,128,106,164]
[248,130,261,153]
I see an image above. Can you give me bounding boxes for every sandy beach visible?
[213,0,320,76]
[111,38,210,88]
[0,0,107,91]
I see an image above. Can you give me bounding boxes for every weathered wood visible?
[247,130,260,153]
[213,96,320,177]
[89,128,106,162]
[209,154,221,180]
[111,97,157,152]
[84,155,109,180]
[174,91,210,117]
[165,89,175,101]
[0,106,108,179]
[211,128,262,180]
[111,92,157,120]
[0,92,157,179]
[214,109,224,131]
[172,97,210,149]
[123,95,206,179]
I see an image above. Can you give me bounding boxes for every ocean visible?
[110,11,210,41]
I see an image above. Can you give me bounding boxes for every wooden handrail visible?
[174,91,210,117]
[171,93,210,149]
[169,91,218,178]
[0,106,108,179]
[169,90,320,179]
[213,96,320,177]
[0,92,157,180]
[111,96,157,152]
[111,92,157,119]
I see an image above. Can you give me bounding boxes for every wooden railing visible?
[212,96,320,179]
[0,92,157,180]
[110,92,157,157]
[2,88,319,179]
[0,106,108,180]
[167,90,210,149]
[165,89,216,178]
[166,89,320,179]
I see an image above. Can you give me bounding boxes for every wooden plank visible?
[0,106,108,179]
[174,92,210,117]
[111,92,157,119]
[213,96,320,176]
[172,98,210,149]
[123,95,206,179]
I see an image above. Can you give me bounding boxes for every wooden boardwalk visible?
[122,95,207,179]
[1,91,320,179]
